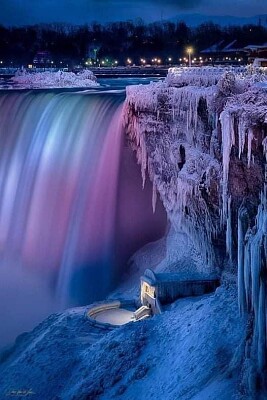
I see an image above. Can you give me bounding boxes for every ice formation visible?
[10,69,99,89]
[125,69,233,271]
[220,83,267,373]
[124,66,267,381]
[166,66,245,88]
[238,185,267,371]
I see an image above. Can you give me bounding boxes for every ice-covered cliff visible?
[124,66,267,391]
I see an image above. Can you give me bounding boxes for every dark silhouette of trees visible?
[0,19,266,66]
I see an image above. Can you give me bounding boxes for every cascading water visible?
[0,90,124,304]
[0,89,167,346]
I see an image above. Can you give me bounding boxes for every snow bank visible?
[0,285,246,400]
[11,69,99,89]
[166,66,231,87]
[167,66,267,89]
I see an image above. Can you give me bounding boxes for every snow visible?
[166,66,245,88]
[93,308,134,325]
[0,284,246,400]
[10,69,99,89]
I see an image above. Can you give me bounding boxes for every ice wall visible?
[220,81,267,378]
[124,67,267,380]
[124,69,225,271]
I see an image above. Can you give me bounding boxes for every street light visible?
[186,47,193,67]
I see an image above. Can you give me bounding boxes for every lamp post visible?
[187,47,193,67]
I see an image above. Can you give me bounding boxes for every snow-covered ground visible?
[93,308,134,325]
[9,69,99,89]
[0,221,249,399]
[0,284,246,400]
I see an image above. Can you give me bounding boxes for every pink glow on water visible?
[80,107,123,258]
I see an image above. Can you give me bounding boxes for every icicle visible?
[140,136,147,188]
[194,97,199,130]
[226,196,233,261]
[244,234,251,308]
[241,182,267,371]
[250,229,261,318]
[238,205,249,314]
[220,110,235,221]
[247,128,254,168]
[257,281,266,370]
[262,137,267,161]
[152,181,157,214]
[238,115,246,159]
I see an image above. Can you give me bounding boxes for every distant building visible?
[243,43,267,64]
[33,51,52,67]
[201,40,247,64]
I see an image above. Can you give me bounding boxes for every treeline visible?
[0,20,267,65]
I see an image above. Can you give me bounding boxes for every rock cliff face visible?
[124,67,267,389]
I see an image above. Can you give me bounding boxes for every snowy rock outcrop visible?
[124,66,267,388]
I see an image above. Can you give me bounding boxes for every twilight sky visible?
[1,0,266,26]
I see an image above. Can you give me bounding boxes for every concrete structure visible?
[86,300,136,329]
[133,305,152,321]
[141,269,220,314]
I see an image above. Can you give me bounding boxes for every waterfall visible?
[0,90,125,307]
[0,89,167,346]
